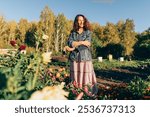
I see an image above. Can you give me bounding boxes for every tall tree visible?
[121,19,137,56]
[91,23,104,57]
[0,16,8,47]
[39,6,55,52]
[103,22,120,46]
[7,21,17,41]
[54,13,68,52]
[16,18,30,44]
[134,27,150,58]
[25,21,38,48]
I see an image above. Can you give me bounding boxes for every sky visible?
[0,0,149,33]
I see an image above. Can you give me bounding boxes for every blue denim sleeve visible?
[86,30,92,42]
[67,32,74,48]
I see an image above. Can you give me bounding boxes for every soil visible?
[95,67,150,100]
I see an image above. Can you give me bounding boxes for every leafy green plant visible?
[0,51,71,100]
[127,76,148,99]
[0,52,43,99]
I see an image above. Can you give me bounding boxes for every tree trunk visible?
[54,28,60,52]
[36,42,39,52]
[60,33,64,51]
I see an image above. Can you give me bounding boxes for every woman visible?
[65,14,98,95]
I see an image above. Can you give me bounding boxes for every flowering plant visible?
[42,34,49,52]
[42,34,49,40]
[34,31,49,52]
[19,45,26,51]
[30,82,69,100]
[42,51,52,64]
[10,40,17,47]
[10,40,26,53]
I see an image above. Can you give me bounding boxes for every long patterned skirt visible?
[70,61,98,94]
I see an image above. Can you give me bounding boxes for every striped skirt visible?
[70,61,98,94]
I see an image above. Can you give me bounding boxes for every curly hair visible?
[73,14,91,32]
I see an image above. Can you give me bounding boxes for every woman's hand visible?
[81,40,91,47]
[63,46,75,52]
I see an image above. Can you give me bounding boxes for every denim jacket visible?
[67,30,92,61]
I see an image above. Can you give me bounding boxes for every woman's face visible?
[78,16,84,28]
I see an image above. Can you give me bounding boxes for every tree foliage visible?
[134,28,150,59]
[39,6,55,51]
[0,6,149,59]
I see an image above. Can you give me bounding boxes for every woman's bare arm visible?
[72,40,91,48]
[64,46,75,52]
[80,40,91,47]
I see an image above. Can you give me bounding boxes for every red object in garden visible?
[19,45,26,51]
[72,90,78,96]
[10,40,17,46]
